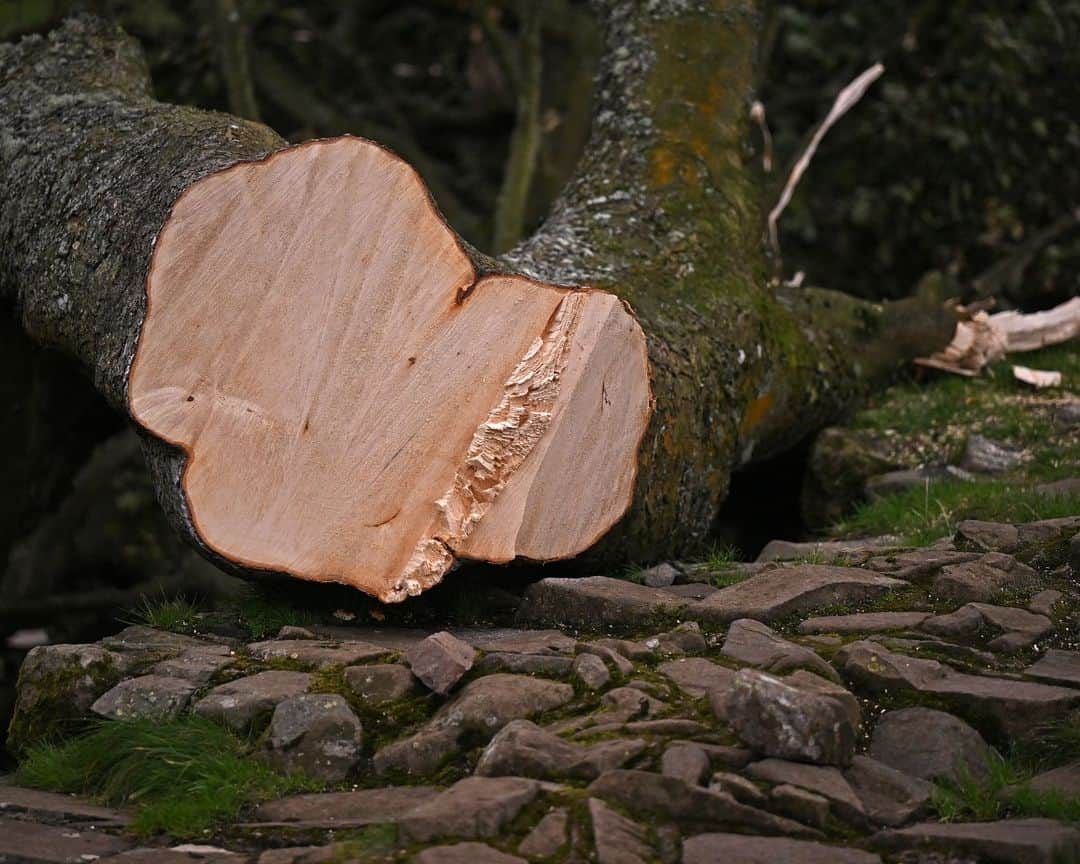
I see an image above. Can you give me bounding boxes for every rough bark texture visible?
[0,7,953,586]
[501,0,954,561]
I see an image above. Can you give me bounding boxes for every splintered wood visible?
[915,297,1079,378]
[128,137,652,602]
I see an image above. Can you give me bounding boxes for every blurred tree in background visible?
[1,0,1075,307]
[758,0,1080,306]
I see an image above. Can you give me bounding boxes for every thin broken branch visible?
[767,62,884,272]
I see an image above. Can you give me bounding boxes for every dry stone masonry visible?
[3,515,1079,862]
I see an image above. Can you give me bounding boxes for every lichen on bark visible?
[501,0,953,562]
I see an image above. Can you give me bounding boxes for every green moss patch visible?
[835,480,1080,548]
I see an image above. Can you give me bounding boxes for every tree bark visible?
[0,8,953,595]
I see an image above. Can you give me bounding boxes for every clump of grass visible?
[16,717,314,836]
[129,593,201,634]
[704,543,741,571]
[930,754,1021,822]
[931,721,1080,825]
[835,479,1080,547]
[700,544,748,588]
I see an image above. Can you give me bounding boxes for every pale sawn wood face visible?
[129,137,651,601]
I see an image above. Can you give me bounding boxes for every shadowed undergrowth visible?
[15,717,315,836]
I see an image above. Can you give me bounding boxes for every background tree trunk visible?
[0,7,953,595]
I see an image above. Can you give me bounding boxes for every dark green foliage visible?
[762,1,1080,305]
[16,717,315,836]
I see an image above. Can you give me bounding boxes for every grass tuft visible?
[15,717,315,837]
[930,754,1021,822]
[701,544,748,588]
[129,592,201,634]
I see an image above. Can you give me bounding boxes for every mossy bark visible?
[501,0,954,561]
[0,9,953,585]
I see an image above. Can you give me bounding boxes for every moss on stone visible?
[6,648,123,756]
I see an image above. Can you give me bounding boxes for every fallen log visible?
[0,7,954,602]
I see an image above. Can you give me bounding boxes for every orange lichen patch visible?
[128,136,652,602]
[740,391,774,436]
[650,147,679,188]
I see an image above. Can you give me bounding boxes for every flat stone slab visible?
[433,674,574,734]
[518,809,568,858]
[192,670,312,733]
[246,639,391,668]
[836,641,1080,737]
[0,816,130,863]
[745,759,866,826]
[587,769,815,837]
[657,658,735,699]
[1026,649,1080,687]
[0,786,129,826]
[473,653,574,677]
[250,786,439,827]
[475,719,644,781]
[865,549,980,580]
[690,566,907,624]
[100,625,208,655]
[589,797,653,864]
[683,833,881,864]
[757,537,899,563]
[452,628,576,655]
[515,576,690,629]
[955,519,1020,553]
[921,603,1053,653]
[798,612,929,635]
[1030,763,1080,796]
[871,818,1080,864]
[932,553,1036,603]
[722,619,838,681]
[413,843,525,864]
[343,663,421,704]
[152,646,236,685]
[844,755,931,828]
[91,674,197,721]
[397,777,540,844]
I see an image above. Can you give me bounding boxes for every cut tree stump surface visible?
[128,137,651,602]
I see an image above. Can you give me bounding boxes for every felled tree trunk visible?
[0,7,953,602]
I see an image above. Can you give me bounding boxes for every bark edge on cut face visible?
[127,135,652,601]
